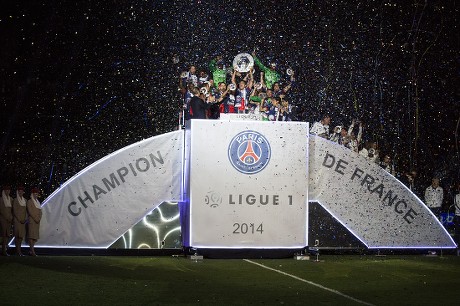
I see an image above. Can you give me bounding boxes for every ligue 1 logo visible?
[228,130,271,174]
[205,190,222,208]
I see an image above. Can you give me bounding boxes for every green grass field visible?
[1,254,459,305]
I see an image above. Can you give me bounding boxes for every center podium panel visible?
[188,120,309,248]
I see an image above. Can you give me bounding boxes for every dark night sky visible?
[1,0,459,196]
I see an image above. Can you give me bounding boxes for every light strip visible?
[312,200,457,249]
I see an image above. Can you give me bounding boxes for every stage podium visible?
[182,118,309,249]
[36,114,457,250]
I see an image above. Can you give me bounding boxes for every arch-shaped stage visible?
[35,124,456,249]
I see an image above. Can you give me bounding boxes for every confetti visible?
[0,1,458,202]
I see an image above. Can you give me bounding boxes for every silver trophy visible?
[233,53,254,73]
[286,68,294,76]
[228,83,236,91]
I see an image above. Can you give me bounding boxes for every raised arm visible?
[283,70,295,93]
[247,68,254,89]
[252,52,269,72]
[231,69,237,85]
[357,122,363,142]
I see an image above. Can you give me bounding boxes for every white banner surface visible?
[188,120,309,248]
[309,135,456,248]
[37,131,183,248]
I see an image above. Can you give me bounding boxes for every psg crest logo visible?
[228,130,271,174]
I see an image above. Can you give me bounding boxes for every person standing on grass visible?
[13,186,27,256]
[0,186,13,256]
[26,187,42,256]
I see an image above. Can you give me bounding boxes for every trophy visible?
[228,83,236,91]
[286,68,294,76]
[233,53,254,73]
[254,82,262,90]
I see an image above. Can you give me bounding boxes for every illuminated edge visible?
[189,122,310,249]
[309,134,457,249]
[19,130,184,249]
[311,199,457,249]
[16,128,456,250]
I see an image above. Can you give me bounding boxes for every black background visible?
[1,0,458,197]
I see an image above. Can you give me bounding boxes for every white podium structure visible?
[182,119,309,249]
[33,119,456,251]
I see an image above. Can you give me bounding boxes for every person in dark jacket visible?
[190,87,210,119]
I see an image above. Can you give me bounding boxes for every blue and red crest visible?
[228,130,271,174]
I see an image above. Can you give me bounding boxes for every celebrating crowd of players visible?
[178,53,378,165]
[179,52,295,121]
